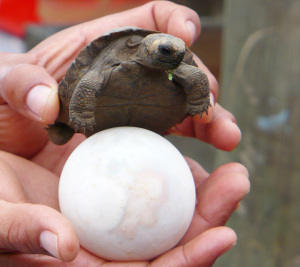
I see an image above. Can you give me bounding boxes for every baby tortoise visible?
[48,27,210,145]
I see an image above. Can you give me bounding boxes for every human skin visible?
[0,1,248,266]
[0,152,249,267]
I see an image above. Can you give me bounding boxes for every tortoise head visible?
[137,33,186,70]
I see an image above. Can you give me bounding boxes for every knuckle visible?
[0,64,47,107]
[0,203,40,254]
[0,65,28,105]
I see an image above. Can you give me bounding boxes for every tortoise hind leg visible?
[47,122,75,145]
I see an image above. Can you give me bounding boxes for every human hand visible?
[0,151,249,266]
[0,3,248,265]
[0,0,240,162]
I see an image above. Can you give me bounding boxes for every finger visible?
[0,153,79,262]
[180,163,249,245]
[184,156,209,189]
[0,153,28,203]
[184,160,248,193]
[0,151,60,208]
[170,104,241,151]
[0,106,49,157]
[150,2,200,46]
[80,1,201,46]
[30,1,201,80]
[31,134,87,176]
[194,103,242,151]
[152,227,236,267]
[197,163,250,228]
[210,162,249,178]
[0,201,79,262]
[205,104,242,151]
[0,59,59,124]
[0,248,104,267]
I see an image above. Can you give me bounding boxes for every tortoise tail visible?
[47,122,75,145]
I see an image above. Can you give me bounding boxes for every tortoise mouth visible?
[159,61,182,70]
[151,49,185,70]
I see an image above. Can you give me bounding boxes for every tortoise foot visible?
[187,102,210,117]
[70,111,96,133]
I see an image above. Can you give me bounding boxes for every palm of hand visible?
[0,151,248,267]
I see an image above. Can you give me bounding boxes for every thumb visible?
[0,200,79,262]
[151,1,201,46]
[0,63,59,124]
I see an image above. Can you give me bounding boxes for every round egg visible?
[59,127,195,261]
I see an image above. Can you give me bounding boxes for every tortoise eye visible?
[159,45,173,56]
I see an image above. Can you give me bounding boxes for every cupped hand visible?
[0,0,240,163]
[0,2,248,265]
[0,151,249,266]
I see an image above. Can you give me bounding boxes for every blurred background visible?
[0,0,299,266]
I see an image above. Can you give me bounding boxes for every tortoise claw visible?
[187,101,211,117]
[69,112,96,134]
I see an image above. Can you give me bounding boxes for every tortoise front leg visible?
[172,63,210,117]
[69,69,109,134]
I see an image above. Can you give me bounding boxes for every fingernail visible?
[26,85,53,120]
[185,20,197,45]
[40,230,61,260]
[210,92,215,107]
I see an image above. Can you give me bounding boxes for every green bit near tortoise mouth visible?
[168,70,174,81]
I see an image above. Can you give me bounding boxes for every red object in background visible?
[0,0,150,37]
[0,0,40,37]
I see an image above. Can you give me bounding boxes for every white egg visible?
[59,127,195,261]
